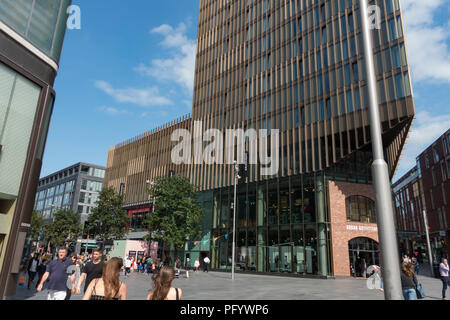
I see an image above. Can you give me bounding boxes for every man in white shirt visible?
[203,256,210,273]
[124,256,132,277]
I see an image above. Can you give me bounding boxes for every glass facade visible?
[190,0,414,190]
[0,0,71,62]
[210,172,334,276]
[0,62,41,198]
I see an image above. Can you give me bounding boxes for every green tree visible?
[30,210,44,251]
[44,209,82,248]
[86,186,128,241]
[143,175,203,254]
[30,210,44,241]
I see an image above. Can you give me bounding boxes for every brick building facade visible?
[393,129,450,263]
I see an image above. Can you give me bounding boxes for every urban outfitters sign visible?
[346,225,378,232]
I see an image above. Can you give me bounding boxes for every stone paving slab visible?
[10,270,447,300]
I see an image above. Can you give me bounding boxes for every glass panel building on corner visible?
[0,0,72,298]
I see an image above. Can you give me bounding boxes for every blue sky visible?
[42,0,450,182]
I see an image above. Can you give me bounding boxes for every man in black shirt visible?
[75,248,105,294]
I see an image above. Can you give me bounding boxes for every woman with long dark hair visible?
[82,257,127,300]
[147,266,182,300]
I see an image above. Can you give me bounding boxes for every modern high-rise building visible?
[105,0,415,277]
[0,0,72,298]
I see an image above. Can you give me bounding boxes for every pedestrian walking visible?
[124,255,132,277]
[35,258,48,288]
[203,256,210,272]
[400,263,418,300]
[411,257,420,275]
[76,248,105,295]
[146,266,182,300]
[194,258,200,272]
[65,254,80,300]
[37,247,74,300]
[26,252,40,290]
[146,256,152,274]
[175,257,181,278]
[83,257,127,300]
[439,258,449,300]
[186,257,191,271]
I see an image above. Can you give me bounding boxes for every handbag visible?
[415,283,426,299]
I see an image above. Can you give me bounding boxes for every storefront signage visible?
[346,225,378,232]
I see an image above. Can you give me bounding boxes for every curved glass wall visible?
[210,173,332,276]
[0,0,72,63]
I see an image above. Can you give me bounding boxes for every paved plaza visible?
[10,269,447,300]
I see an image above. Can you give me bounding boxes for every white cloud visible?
[396,111,450,177]
[95,81,172,107]
[135,22,196,93]
[97,106,131,116]
[401,0,450,83]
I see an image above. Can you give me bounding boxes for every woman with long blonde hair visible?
[147,266,182,300]
[83,257,127,300]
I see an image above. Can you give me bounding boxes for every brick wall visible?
[329,180,379,276]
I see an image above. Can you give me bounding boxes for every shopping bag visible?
[415,283,426,299]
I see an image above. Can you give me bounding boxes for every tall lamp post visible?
[422,210,435,277]
[231,161,240,280]
[359,0,403,299]
[146,180,155,259]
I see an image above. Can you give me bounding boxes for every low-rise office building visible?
[34,162,105,253]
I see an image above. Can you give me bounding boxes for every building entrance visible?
[348,237,379,277]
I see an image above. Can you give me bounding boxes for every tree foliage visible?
[30,210,44,241]
[86,186,128,241]
[44,209,82,246]
[144,175,203,247]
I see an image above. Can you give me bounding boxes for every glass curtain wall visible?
[210,172,333,277]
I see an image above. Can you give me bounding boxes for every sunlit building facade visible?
[0,0,72,298]
[105,0,415,277]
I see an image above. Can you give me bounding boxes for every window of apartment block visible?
[443,136,448,155]
[430,189,435,209]
[443,208,448,228]
[433,144,439,163]
[443,184,447,205]
[441,161,447,181]
[413,182,419,198]
[447,159,450,177]
[438,208,443,230]
[432,167,437,186]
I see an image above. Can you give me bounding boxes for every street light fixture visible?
[231,161,241,280]
[359,0,403,299]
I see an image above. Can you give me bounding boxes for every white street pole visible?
[359,0,403,299]
[231,161,239,280]
[422,210,435,277]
